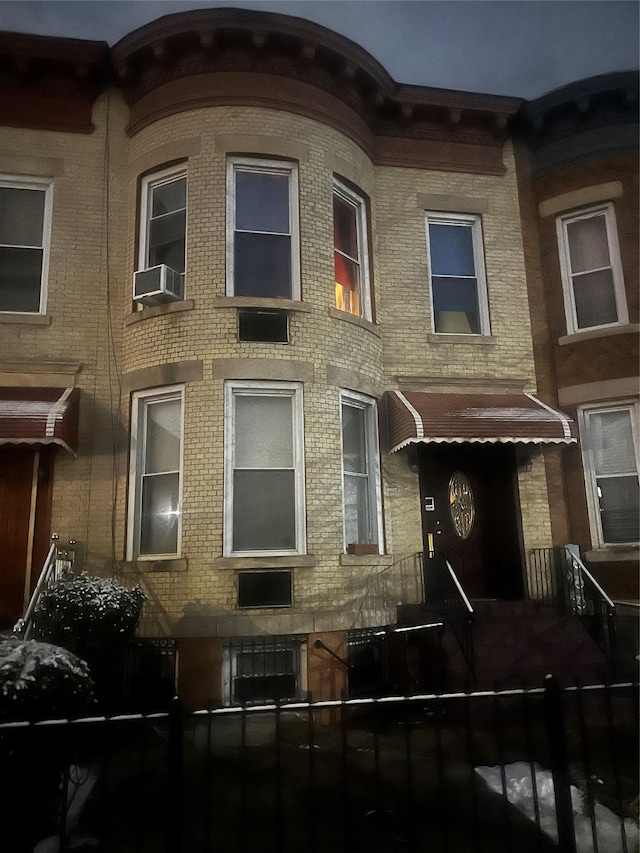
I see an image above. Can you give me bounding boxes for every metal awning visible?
[386,390,577,452]
[0,387,80,454]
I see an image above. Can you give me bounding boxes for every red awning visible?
[0,387,80,453]
[386,390,577,452]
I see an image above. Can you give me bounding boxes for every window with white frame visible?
[425,213,490,335]
[0,177,52,313]
[579,403,639,546]
[226,157,299,299]
[138,167,187,279]
[340,391,383,551]
[224,381,305,556]
[333,178,371,320]
[556,203,627,334]
[128,387,184,559]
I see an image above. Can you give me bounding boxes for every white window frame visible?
[340,390,384,554]
[0,175,53,314]
[333,177,372,321]
[425,212,491,336]
[556,202,628,335]
[137,165,187,277]
[224,380,306,557]
[127,385,185,560]
[578,400,639,548]
[225,157,300,299]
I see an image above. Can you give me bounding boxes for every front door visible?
[419,443,524,600]
[0,448,53,630]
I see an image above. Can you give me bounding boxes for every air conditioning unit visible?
[133,265,184,306]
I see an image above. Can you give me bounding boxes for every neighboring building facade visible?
[517,72,639,602]
[0,11,634,706]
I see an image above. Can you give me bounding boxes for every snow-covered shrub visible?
[0,638,95,721]
[35,573,145,648]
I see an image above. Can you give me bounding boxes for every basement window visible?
[224,635,302,705]
[238,570,292,608]
[238,309,289,343]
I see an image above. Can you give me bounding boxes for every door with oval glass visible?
[418,443,525,600]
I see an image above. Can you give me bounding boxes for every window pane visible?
[590,410,636,475]
[342,404,367,473]
[335,252,359,292]
[598,475,640,543]
[334,195,358,259]
[149,209,186,273]
[0,187,45,247]
[573,269,618,328]
[235,395,293,469]
[234,231,291,298]
[432,276,480,334]
[234,674,296,704]
[145,398,181,474]
[567,215,610,273]
[140,472,180,554]
[151,178,186,218]
[238,572,292,608]
[237,648,294,675]
[344,473,371,545]
[0,247,43,312]
[233,469,296,551]
[236,171,289,234]
[429,223,475,277]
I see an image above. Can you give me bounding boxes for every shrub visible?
[0,638,95,721]
[35,573,145,648]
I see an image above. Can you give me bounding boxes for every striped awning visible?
[386,390,577,452]
[0,387,80,453]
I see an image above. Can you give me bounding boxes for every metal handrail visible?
[13,535,60,640]
[444,557,474,615]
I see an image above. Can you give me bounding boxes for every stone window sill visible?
[122,557,188,572]
[584,547,639,563]
[0,313,52,326]
[558,323,639,346]
[426,333,495,345]
[125,300,195,326]
[217,555,318,570]
[328,306,380,335]
[339,553,394,568]
[214,296,313,313]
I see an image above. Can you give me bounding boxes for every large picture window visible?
[333,179,371,320]
[0,177,52,313]
[226,158,299,300]
[340,391,383,552]
[425,213,490,335]
[224,382,305,556]
[579,403,639,546]
[128,387,184,558]
[556,203,627,334]
[138,167,187,279]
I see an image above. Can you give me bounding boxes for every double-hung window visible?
[137,167,187,288]
[340,391,383,552]
[226,157,299,299]
[333,178,371,320]
[0,177,52,313]
[556,203,627,334]
[425,213,490,335]
[128,387,184,559]
[224,381,305,556]
[579,403,639,546]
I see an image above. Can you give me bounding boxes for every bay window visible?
[138,167,187,280]
[333,179,371,320]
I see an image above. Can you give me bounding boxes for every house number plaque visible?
[448,471,475,539]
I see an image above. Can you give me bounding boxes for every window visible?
[128,387,184,558]
[557,203,627,334]
[425,213,490,335]
[138,167,187,279]
[340,391,383,552]
[238,571,292,608]
[226,157,299,299]
[579,403,639,546]
[237,309,289,343]
[224,382,305,556]
[333,178,371,320]
[224,636,302,705]
[0,177,52,313]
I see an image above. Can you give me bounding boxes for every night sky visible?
[0,1,637,98]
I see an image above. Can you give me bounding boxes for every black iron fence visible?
[2,677,637,853]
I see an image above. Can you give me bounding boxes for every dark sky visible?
[0,1,637,98]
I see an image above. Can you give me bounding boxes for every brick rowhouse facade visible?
[0,11,636,705]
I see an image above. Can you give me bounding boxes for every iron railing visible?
[13,533,75,639]
[529,546,620,672]
[2,677,637,852]
[421,550,476,685]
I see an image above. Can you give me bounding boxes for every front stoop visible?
[397,599,614,692]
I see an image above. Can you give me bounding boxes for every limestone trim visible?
[123,558,188,573]
[0,313,51,326]
[417,193,489,214]
[215,134,309,164]
[585,549,639,564]
[538,181,623,218]
[558,323,639,346]
[130,137,201,177]
[0,153,64,177]
[558,377,640,407]
[122,360,203,393]
[213,296,313,313]
[328,306,380,335]
[124,300,195,325]
[211,358,315,382]
[0,359,82,388]
[339,554,394,568]
[326,366,383,399]
[426,333,496,346]
[216,555,318,570]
